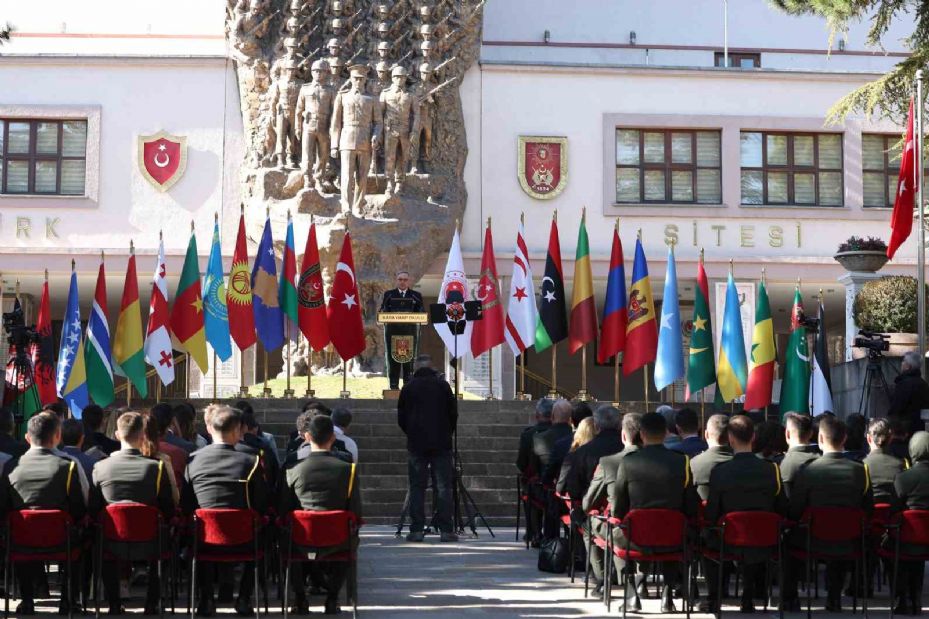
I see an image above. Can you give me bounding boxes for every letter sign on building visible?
[517,136,567,200]
[138,131,188,192]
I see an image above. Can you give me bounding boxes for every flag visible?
[779,288,810,414]
[204,219,232,362]
[228,214,256,351]
[717,272,748,402]
[113,251,148,398]
[144,237,175,386]
[504,220,538,355]
[810,298,834,416]
[170,230,209,373]
[654,246,684,391]
[623,238,658,376]
[471,223,505,357]
[298,220,330,351]
[597,225,627,364]
[57,270,88,417]
[435,229,472,357]
[534,216,567,352]
[32,279,57,405]
[744,279,776,410]
[568,213,598,354]
[327,231,366,360]
[280,213,299,342]
[888,97,918,259]
[252,216,285,352]
[85,259,114,406]
[686,254,715,399]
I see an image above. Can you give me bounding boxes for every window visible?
[0,119,87,195]
[740,132,843,206]
[861,134,926,208]
[615,129,721,204]
[714,52,761,68]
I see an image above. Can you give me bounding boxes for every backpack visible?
[537,536,569,573]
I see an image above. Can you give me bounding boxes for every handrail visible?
[522,366,576,400]
[113,353,188,396]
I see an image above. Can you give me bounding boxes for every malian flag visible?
[298,219,330,351]
[144,236,175,386]
[113,246,147,398]
[623,237,657,375]
[227,212,256,351]
[170,228,209,373]
[597,223,627,364]
[504,219,537,355]
[568,211,598,354]
[85,257,115,406]
[471,221,505,357]
[327,231,366,360]
[744,278,776,410]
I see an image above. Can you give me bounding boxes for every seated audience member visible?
[59,418,104,481]
[533,399,574,486]
[81,404,119,455]
[559,406,622,499]
[864,417,907,505]
[554,417,596,495]
[150,403,189,492]
[516,399,553,477]
[0,406,28,462]
[183,404,268,617]
[140,412,180,505]
[658,405,680,450]
[6,412,86,614]
[890,419,912,461]
[701,415,786,613]
[571,401,593,428]
[287,400,333,455]
[891,431,929,614]
[332,408,359,463]
[279,414,362,615]
[234,401,280,466]
[844,413,869,462]
[238,408,281,497]
[690,414,732,501]
[780,413,819,498]
[170,402,200,453]
[286,410,354,465]
[43,401,68,419]
[92,411,175,615]
[752,420,787,463]
[668,407,707,457]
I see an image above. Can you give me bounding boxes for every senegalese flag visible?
[280,212,299,342]
[203,218,232,362]
[170,229,209,373]
[623,236,657,376]
[85,257,114,406]
[568,211,598,354]
[779,287,810,415]
[744,278,776,410]
[534,214,568,352]
[717,271,748,403]
[113,246,148,398]
[686,252,715,399]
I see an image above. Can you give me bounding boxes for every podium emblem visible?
[390,335,415,364]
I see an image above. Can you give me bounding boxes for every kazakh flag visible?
[57,268,88,417]
[203,218,232,362]
[716,271,748,403]
[170,229,209,373]
[113,249,147,398]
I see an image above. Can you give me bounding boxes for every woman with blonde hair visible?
[570,417,597,452]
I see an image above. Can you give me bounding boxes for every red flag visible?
[327,232,365,361]
[32,280,57,404]
[227,214,256,351]
[471,223,505,357]
[888,97,919,259]
[597,226,627,363]
[298,221,330,351]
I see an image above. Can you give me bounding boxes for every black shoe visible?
[661,586,677,613]
[697,600,720,613]
[324,598,342,614]
[289,602,310,615]
[825,597,842,613]
[58,600,82,615]
[15,601,36,616]
[592,582,604,597]
[234,598,253,616]
[440,532,460,542]
[217,583,234,604]
[895,598,911,616]
[109,604,127,615]
[195,599,216,617]
[616,587,643,612]
[406,531,425,542]
[740,600,756,614]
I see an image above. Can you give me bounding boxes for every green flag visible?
[686,256,715,397]
[14,384,42,439]
[779,287,810,415]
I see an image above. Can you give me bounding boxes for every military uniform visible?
[330,84,382,214]
[864,446,908,505]
[238,433,281,501]
[557,429,623,500]
[380,287,424,389]
[690,445,733,502]
[379,79,416,192]
[778,444,820,498]
[295,78,334,188]
[891,433,929,612]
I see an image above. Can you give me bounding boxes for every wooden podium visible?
[377,311,429,398]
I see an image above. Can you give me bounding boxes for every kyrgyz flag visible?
[32,277,57,405]
[686,253,715,399]
[810,298,834,416]
[534,214,567,352]
[170,229,209,373]
[57,268,89,417]
[597,224,627,364]
[716,271,748,403]
[744,279,776,410]
[144,237,175,386]
[327,231,366,360]
[471,222,505,357]
[298,219,330,351]
[779,287,810,415]
[228,213,256,351]
[280,213,299,342]
[252,216,285,352]
[888,98,918,259]
[504,219,538,355]
[568,212,598,354]
[654,246,684,391]
[623,237,657,376]
[203,219,232,362]
[85,258,115,406]
[113,248,147,398]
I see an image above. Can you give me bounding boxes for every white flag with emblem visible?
[434,229,472,358]
[505,221,538,355]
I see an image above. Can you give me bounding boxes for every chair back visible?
[8,509,72,549]
[101,503,159,543]
[720,511,782,548]
[623,508,687,548]
[897,510,929,546]
[194,508,258,546]
[289,510,356,548]
[803,506,865,542]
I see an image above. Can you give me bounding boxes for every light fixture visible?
[629,31,636,46]
[838,39,846,52]
[544,29,550,44]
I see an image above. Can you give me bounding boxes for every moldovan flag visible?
[743,278,776,410]
[534,214,567,352]
[203,219,232,362]
[113,248,148,398]
[716,271,748,403]
[810,298,834,416]
[623,237,657,376]
[252,216,285,352]
[597,224,627,364]
[85,258,115,406]
[32,277,57,405]
[57,268,88,417]
[280,213,299,342]
[888,97,918,259]
[779,287,810,415]
[144,237,175,386]
[298,219,330,351]
[568,212,598,354]
[685,253,715,399]
[170,229,209,373]
[327,232,366,360]
[228,213,256,351]
[435,229,472,357]
[654,246,684,391]
[504,220,537,355]
[472,222,505,357]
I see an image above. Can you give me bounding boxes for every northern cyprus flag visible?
[144,237,175,386]
[504,221,537,355]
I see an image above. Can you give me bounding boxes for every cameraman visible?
[889,351,929,435]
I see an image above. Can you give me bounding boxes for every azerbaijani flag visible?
[113,248,148,398]
[57,268,88,417]
[744,278,776,410]
[568,212,598,354]
[623,237,657,376]
[280,212,299,342]
[85,258,115,406]
[716,271,748,403]
[170,229,209,373]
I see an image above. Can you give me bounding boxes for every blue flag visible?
[654,246,684,391]
[56,270,88,418]
[251,216,284,352]
[717,271,749,402]
[204,220,232,362]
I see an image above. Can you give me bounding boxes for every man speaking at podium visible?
[380,271,424,390]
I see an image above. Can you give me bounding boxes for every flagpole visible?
[306,337,315,398]
[577,344,591,401]
[917,70,926,374]
[643,362,649,411]
[486,347,496,400]
[700,388,705,429]
[548,344,558,399]
[284,341,294,398]
[239,346,249,398]
[212,351,218,400]
[612,353,621,406]
[262,351,271,397]
[341,359,350,398]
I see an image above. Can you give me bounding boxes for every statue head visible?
[328,56,345,77]
[375,3,390,19]
[420,39,435,60]
[348,64,368,92]
[310,58,330,83]
[331,0,343,14]
[419,24,434,40]
[284,36,299,53]
[327,37,341,56]
[419,61,434,82]
[377,21,389,36]
[331,17,345,35]
[418,3,433,20]
[391,64,408,87]
[376,40,390,58]
[375,60,391,80]
[289,0,302,11]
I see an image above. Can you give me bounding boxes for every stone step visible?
[257,422,527,439]
[357,462,517,477]
[355,474,515,491]
[362,487,514,504]
[356,449,518,465]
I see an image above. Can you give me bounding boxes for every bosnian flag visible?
[434,229,472,358]
[504,220,538,355]
[144,236,175,386]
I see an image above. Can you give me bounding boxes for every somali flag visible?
[717,271,748,402]
[654,246,684,391]
[204,220,232,362]
[57,270,88,417]
[251,216,284,352]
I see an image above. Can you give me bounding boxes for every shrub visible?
[838,236,887,253]
[853,275,926,333]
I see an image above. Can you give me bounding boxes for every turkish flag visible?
[888,98,919,259]
[327,232,366,361]
[298,221,330,351]
[471,224,505,356]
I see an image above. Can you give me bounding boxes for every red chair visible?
[281,510,358,619]
[789,506,867,619]
[3,509,81,619]
[190,508,267,619]
[877,509,929,619]
[701,511,785,619]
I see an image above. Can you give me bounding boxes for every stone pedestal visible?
[838,271,883,361]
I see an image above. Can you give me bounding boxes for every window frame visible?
[0,118,88,196]
[861,133,920,209]
[714,52,761,68]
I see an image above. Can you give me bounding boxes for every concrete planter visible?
[851,332,917,359]
[834,250,888,273]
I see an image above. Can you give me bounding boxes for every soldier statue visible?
[380,65,415,196]
[330,64,382,215]
[368,60,392,175]
[410,62,436,174]
[268,52,305,168]
[295,59,335,192]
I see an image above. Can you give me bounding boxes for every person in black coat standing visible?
[398,355,458,542]
[889,351,929,436]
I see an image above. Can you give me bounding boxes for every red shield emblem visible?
[138,131,187,192]
[518,136,568,200]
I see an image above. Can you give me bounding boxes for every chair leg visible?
[189,557,196,619]
[568,527,576,583]
[584,521,592,598]
[282,561,289,619]
[4,544,10,619]
[515,482,521,544]
[253,560,259,619]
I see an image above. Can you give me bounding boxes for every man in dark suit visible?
[784,415,872,612]
[892,431,929,614]
[59,418,104,481]
[516,398,553,545]
[690,414,732,501]
[668,407,708,457]
[889,351,929,436]
[238,409,281,500]
[92,411,175,614]
[81,404,120,456]
[279,415,362,615]
[183,405,268,617]
[780,413,820,498]
[610,412,699,612]
[533,399,574,486]
[701,415,786,613]
[380,271,425,390]
[558,405,623,499]
[5,412,86,615]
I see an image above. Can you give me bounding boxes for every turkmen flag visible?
[113,250,147,398]
[779,287,810,415]
[170,230,209,373]
[744,280,776,410]
[686,254,715,399]
[534,215,567,352]
[204,219,232,362]
[280,213,299,341]
[85,259,114,406]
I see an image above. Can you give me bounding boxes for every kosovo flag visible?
[251,216,284,352]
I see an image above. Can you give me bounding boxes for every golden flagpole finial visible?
[287,209,292,221]
[44,269,48,282]
[240,203,245,215]
[159,230,163,241]
[729,258,733,274]
[214,211,219,223]
[761,267,766,285]
[71,259,76,272]
[520,212,525,225]
[15,279,20,299]
[553,209,557,222]
[190,220,195,233]
[581,205,586,219]
[130,239,135,254]
[486,216,491,228]
[637,228,642,241]
[265,206,270,218]
[796,276,801,289]
[614,218,619,231]
[101,249,105,263]
[700,247,705,263]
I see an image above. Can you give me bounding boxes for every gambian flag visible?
[744,279,776,410]
[113,249,148,398]
[623,237,657,376]
[170,230,209,373]
[85,259,115,406]
[568,212,598,354]
[280,213,299,342]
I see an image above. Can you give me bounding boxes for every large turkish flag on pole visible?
[327,232,366,361]
[888,98,919,259]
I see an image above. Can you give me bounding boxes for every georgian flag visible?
[143,237,175,386]
[504,221,538,355]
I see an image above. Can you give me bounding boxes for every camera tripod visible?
[858,351,891,417]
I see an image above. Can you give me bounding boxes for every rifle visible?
[391,29,412,49]
[416,76,457,102]
[245,8,280,38]
[396,48,414,66]
[433,55,457,74]
[345,46,365,65]
[433,10,454,33]
[345,21,365,46]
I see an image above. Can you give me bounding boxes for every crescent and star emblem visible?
[153,143,171,168]
[336,261,355,285]
[797,348,810,363]
[541,275,557,303]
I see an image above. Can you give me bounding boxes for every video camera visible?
[2,304,39,354]
[853,329,890,356]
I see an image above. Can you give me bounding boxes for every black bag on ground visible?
[537,536,568,573]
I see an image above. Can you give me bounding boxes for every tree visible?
[0,22,13,45]
[770,1,927,124]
